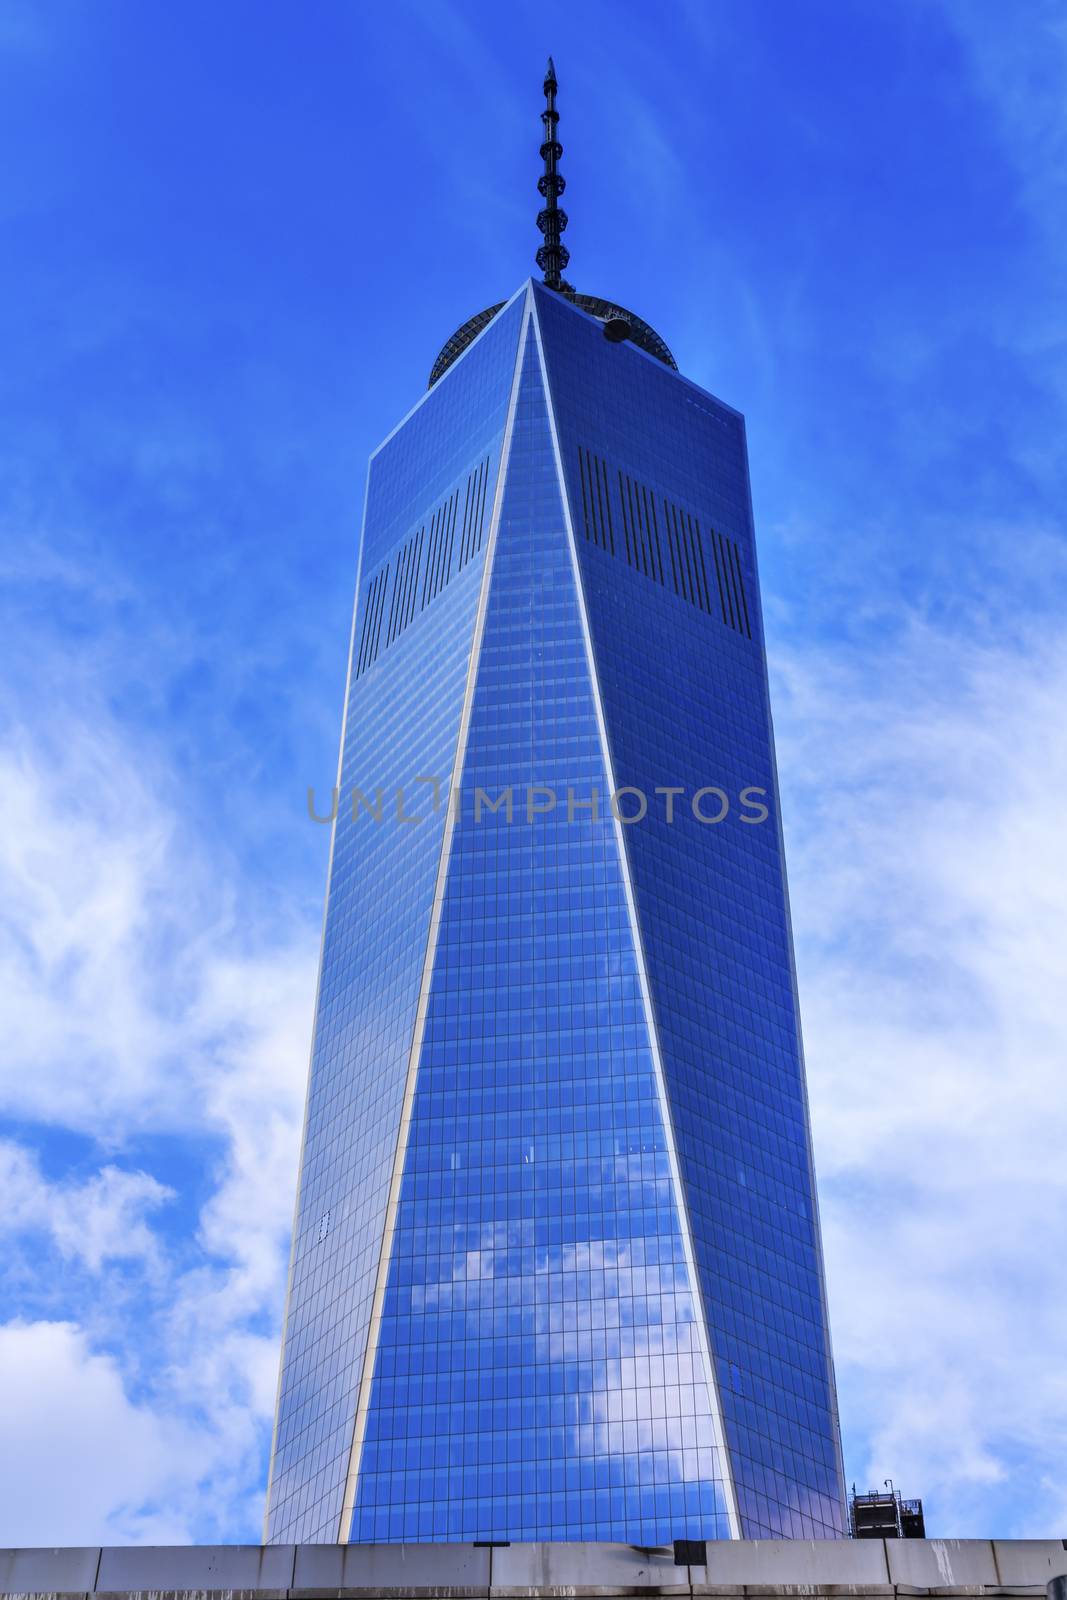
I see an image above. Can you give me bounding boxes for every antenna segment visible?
[536,57,572,291]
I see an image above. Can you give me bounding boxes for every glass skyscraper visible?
[266,68,846,1549]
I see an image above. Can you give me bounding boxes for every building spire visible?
[536,56,571,291]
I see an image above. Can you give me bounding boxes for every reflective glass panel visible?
[350,326,730,1544]
[267,295,526,1543]
[536,282,846,1538]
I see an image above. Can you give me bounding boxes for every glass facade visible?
[266,283,847,1544]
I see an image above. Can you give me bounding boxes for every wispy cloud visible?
[0,1144,172,1273]
[0,611,316,1541]
[773,567,1067,1534]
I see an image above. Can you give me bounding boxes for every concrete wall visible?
[1,1541,1065,1600]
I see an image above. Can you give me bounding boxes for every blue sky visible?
[1,0,1065,1545]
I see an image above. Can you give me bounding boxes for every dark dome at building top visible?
[427,60,677,389]
[428,291,677,388]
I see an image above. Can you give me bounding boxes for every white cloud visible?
[0,637,317,1540]
[0,673,314,1174]
[775,604,1067,1534]
[0,1312,280,1546]
[0,719,189,1131]
[0,1321,196,1545]
[0,1142,172,1272]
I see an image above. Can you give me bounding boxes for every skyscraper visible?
[266,62,847,1548]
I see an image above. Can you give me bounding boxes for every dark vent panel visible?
[355,455,492,678]
[577,446,615,554]
[709,526,752,638]
[355,561,390,676]
[577,446,753,640]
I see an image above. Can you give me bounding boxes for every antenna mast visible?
[536,58,572,291]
